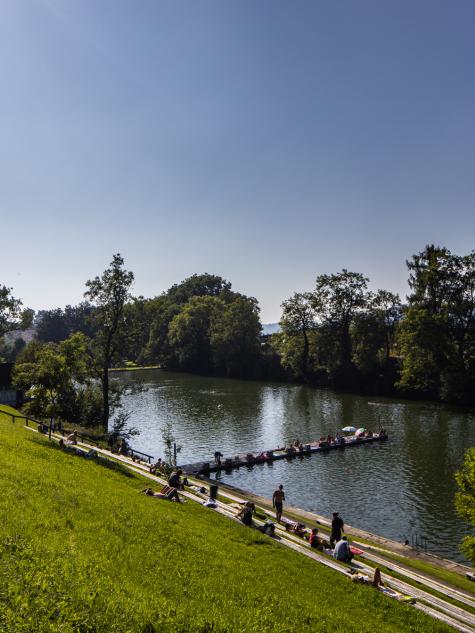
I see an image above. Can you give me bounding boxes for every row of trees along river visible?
[1,246,475,563]
[2,244,475,406]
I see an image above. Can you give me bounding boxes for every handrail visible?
[2,409,152,461]
[129,448,154,463]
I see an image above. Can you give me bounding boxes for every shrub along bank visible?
[0,406,452,633]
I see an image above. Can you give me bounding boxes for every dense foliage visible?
[397,246,475,404]
[0,409,452,633]
[133,273,263,378]
[12,333,106,427]
[274,270,402,392]
[3,244,475,406]
[455,447,475,564]
[275,246,475,403]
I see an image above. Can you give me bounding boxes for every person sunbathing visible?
[142,486,182,502]
[65,431,77,445]
[351,567,383,585]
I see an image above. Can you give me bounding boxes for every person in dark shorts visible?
[272,484,285,522]
[330,511,344,548]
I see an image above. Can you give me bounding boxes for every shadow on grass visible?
[30,435,137,479]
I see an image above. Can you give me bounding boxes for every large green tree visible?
[0,285,22,338]
[455,448,475,565]
[85,254,134,428]
[277,292,316,381]
[145,274,263,378]
[167,296,222,373]
[311,269,370,385]
[210,296,262,377]
[398,245,475,403]
[13,333,101,428]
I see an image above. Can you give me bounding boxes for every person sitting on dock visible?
[335,433,345,446]
[333,536,353,563]
[272,484,285,522]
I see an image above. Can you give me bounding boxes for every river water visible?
[117,369,475,563]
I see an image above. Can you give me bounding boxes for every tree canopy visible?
[0,285,22,338]
[85,254,134,428]
[455,448,475,564]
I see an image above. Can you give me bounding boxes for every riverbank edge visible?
[204,477,472,577]
[109,365,160,372]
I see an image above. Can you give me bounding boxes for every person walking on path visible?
[330,511,344,548]
[272,485,285,522]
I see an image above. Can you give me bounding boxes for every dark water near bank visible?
[118,369,475,563]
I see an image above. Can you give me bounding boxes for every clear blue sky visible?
[1,1,474,322]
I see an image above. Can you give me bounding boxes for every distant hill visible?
[262,323,280,335]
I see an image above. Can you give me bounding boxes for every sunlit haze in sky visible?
[1,1,474,322]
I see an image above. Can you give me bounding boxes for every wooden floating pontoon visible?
[181,432,388,475]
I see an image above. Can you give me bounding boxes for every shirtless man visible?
[272,484,285,522]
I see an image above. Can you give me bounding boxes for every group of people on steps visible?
[270,484,354,563]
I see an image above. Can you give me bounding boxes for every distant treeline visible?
[3,245,475,406]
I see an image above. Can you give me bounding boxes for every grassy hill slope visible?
[0,407,452,633]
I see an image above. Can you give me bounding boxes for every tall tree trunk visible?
[301,328,310,382]
[340,322,352,370]
[102,365,109,430]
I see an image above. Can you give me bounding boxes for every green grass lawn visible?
[0,406,453,633]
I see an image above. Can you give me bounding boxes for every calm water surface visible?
[118,369,475,563]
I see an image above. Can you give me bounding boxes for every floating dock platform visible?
[181,433,388,475]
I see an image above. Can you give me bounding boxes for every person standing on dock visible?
[272,485,285,522]
[330,511,344,548]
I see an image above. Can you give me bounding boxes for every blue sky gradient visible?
[1,1,474,321]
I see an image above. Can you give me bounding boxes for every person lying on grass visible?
[142,487,182,503]
[58,439,96,459]
[351,567,384,587]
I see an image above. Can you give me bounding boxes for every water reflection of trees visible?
[122,370,475,562]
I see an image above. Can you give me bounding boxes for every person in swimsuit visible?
[272,484,285,522]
